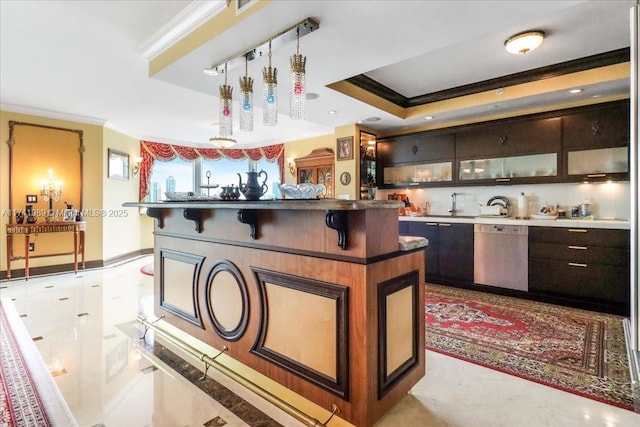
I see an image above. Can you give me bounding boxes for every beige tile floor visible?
[2,256,640,427]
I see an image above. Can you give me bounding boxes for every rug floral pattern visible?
[425,284,634,410]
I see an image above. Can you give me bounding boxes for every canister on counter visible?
[571,206,579,217]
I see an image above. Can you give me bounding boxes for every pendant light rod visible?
[203,17,319,76]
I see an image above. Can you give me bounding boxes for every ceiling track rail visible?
[205,17,319,75]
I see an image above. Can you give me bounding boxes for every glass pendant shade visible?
[263,75,277,126]
[263,42,278,126]
[290,27,306,120]
[219,83,233,137]
[239,76,254,132]
[289,53,306,120]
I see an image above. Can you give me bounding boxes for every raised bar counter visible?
[124,200,426,427]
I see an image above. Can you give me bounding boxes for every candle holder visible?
[40,168,63,222]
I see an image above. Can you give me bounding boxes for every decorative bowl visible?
[278,183,326,199]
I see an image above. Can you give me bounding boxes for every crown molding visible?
[137,0,228,61]
[1,103,107,126]
[347,48,630,108]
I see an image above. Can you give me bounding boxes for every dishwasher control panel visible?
[474,224,528,235]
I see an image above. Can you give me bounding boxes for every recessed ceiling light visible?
[568,88,583,94]
[504,30,545,55]
[203,67,219,76]
[424,116,434,120]
[328,110,337,114]
[365,117,380,122]
[306,93,319,100]
[357,120,364,124]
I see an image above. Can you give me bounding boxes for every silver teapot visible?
[238,170,268,200]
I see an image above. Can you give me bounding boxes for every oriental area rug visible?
[0,298,77,427]
[425,284,635,411]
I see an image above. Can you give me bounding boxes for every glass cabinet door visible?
[317,167,333,197]
[298,168,313,183]
[383,162,452,185]
[458,153,557,181]
[567,146,628,176]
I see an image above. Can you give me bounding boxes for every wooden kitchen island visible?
[124,200,426,427]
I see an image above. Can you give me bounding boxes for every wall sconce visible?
[132,156,143,176]
[287,157,296,176]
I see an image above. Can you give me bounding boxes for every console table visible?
[5,221,86,280]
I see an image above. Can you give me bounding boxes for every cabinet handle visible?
[568,262,588,268]
[586,173,606,178]
[495,178,511,182]
[568,229,587,233]
[409,182,420,186]
[438,223,452,227]
[425,222,438,226]
[568,245,587,250]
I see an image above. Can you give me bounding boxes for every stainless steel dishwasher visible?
[474,224,528,291]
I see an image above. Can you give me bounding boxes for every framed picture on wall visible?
[336,136,354,161]
[108,149,129,180]
[62,209,76,222]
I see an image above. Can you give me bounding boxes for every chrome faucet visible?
[448,192,457,216]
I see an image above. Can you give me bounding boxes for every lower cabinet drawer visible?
[529,242,629,266]
[529,258,629,303]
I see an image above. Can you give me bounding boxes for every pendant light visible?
[210,63,236,147]
[219,63,233,137]
[239,55,254,132]
[290,26,306,120]
[263,40,277,126]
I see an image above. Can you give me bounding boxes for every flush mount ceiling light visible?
[504,30,545,55]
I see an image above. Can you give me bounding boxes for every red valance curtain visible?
[139,140,285,201]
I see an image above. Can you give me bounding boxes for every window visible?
[149,157,280,200]
[147,157,195,201]
[200,158,281,199]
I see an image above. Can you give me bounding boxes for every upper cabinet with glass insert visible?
[562,100,630,181]
[459,153,557,182]
[378,131,455,187]
[376,100,629,188]
[455,116,562,184]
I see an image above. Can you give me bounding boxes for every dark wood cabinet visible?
[562,100,630,182]
[378,132,455,188]
[295,148,334,198]
[379,100,629,188]
[379,132,455,165]
[528,226,629,314]
[562,100,630,149]
[437,223,474,283]
[456,117,562,159]
[400,221,473,284]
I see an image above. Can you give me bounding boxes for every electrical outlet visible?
[29,243,35,252]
